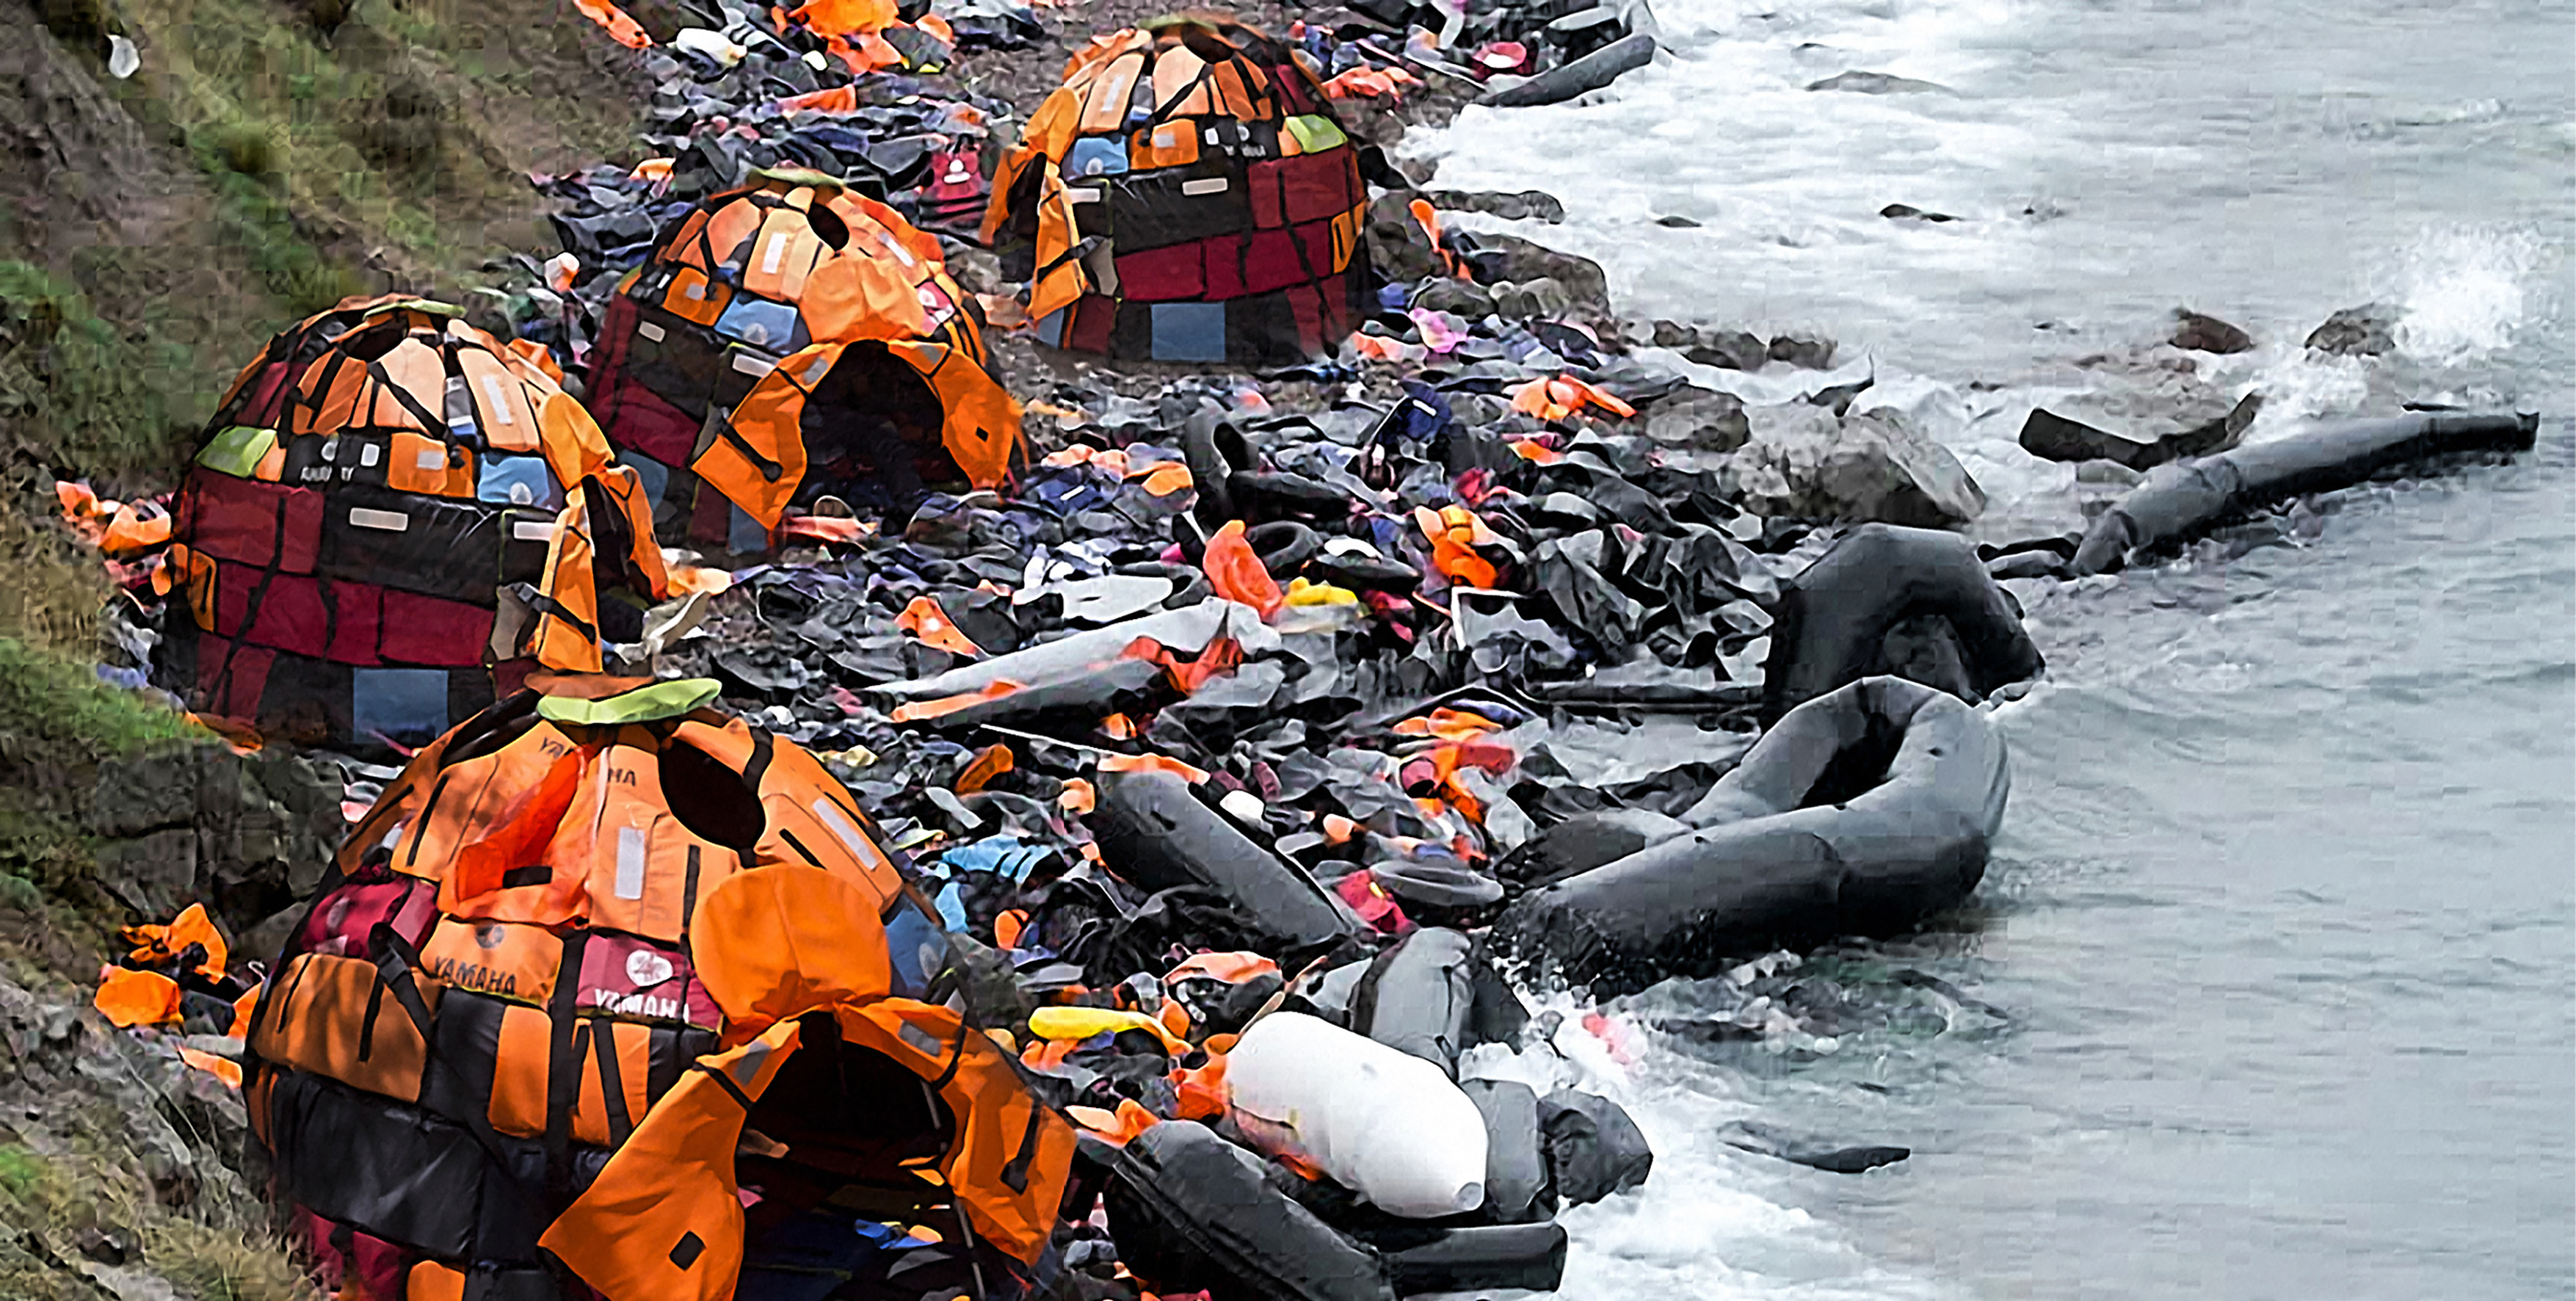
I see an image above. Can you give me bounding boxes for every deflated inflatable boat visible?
[1494,675,2009,995]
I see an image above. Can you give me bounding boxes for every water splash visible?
[2392,225,2544,366]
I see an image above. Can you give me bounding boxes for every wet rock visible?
[2304,302,2399,356]
[2019,388,2263,471]
[1492,278,1573,320]
[2169,308,2254,355]
[1469,232,1614,322]
[1766,330,1837,369]
[1719,405,1985,527]
[1683,328,1770,372]
[1806,70,1951,94]
[1643,387,1749,452]
[1717,1120,1909,1173]
[1424,189,1567,223]
[1880,203,1957,222]
[1655,214,1702,228]
[1412,276,1498,319]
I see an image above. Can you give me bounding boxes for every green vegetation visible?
[0,261,207,486]
[0,636,201,760]
[0,1135,314,1301]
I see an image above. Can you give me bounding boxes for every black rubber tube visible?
[1761,523,2045,724]
[2069,410,2539,574]
[1382,1223,1568,1294]
[1477,33,1658,108]
[1092,769,1357,955]
[1104,1123,1396,1301]
[1346,927,1479,1076]
[1492,676,2009,996]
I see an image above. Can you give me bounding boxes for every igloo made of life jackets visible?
[984,17,1374,365]
[584,169,1026,553]
[158,297,670,753]
[245,675,1076,1300]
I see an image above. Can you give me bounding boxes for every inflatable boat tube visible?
[1383,1223,1569,1294]
[1538,1089,1655,1206]
[1227,1012,1491,1219]
[1761,523,2045,724]
[1103,1123,1396,1301]
[1501,805,1692,888]
[1477,32,1658,108]
[1346,928,1479,1075]
[876,598,1277,699]
[2070,410,2540,574]
[1493,676,2009,996]
[1460,1079,1550,1222]
[1092,770,1357,955]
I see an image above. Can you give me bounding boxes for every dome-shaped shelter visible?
[585,168,1025,551]
[984,16,1373,364]
[244,675,1075,1300]
[159,299,670,753]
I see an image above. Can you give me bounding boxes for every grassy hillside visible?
[0,0,656,648]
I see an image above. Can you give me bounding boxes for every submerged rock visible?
[1686,328,1771,372]
[1424,189,1567,223]
[2170,308,2254,355]
[1767,330,1837,370]
[1806,69,1951,94]
[2304,302,2400,356]
[1881,203,1959,222]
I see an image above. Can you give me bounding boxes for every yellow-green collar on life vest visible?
[536,678,723,726]
[754,165,846,192]
[196,426,277,479]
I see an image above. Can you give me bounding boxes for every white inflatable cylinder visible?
[1226,1012,1490,1218]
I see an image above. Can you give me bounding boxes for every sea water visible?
[1407,0,2576,1294]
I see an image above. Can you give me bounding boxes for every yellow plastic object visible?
[1026,1005,1190,1056]
[1284,579,1357,607]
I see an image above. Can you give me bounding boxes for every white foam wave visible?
[1443,995,1956,1300]
[2392,225,2544,366]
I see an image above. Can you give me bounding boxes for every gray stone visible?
[1649,319,1698,349]
[1655,214,1702,228]
[1643,387,1750,452]
[1718,404,1985,527]
[1880,203,1958,222]
[87,749,200,838]
[1412,276,1497,319]
[1470,233,1614,322]
[1683,328,1769,372]
[1424,189,1566,223]
[95,829,197,918]
[1767,330,1837,369]
[2019,387,2263,471]
[1492,278,1575,320]
[2170,308,2254,355]
[1806,70,1951,94]
[2304,303,2399,356]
